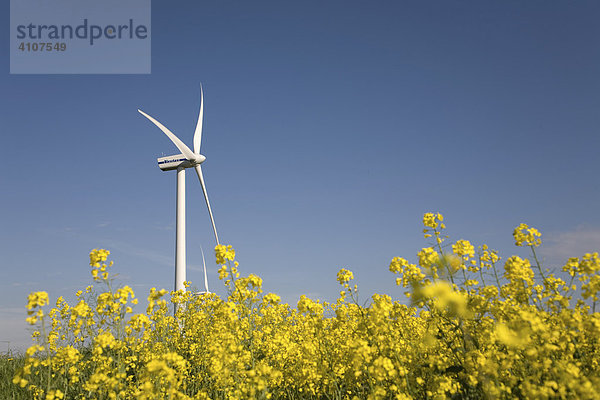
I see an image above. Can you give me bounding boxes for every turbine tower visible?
[138,86,219,294]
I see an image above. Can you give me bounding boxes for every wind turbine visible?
[138,86,219,294]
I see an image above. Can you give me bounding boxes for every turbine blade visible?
[193,85,204,155]
[138,109,197,161]
[200,246,210,293]
[194,165,220,245]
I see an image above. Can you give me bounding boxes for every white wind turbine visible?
[138,86,219,294]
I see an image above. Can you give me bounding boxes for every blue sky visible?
[1,1,599,350]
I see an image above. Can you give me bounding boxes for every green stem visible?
[530,246,558,298]
[477,254,486,287]
[434,229,454,285]
[530,246,547,284]
[42,314,51,396]
[491,260,502,292]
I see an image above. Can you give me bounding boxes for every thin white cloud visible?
[12,281,39,287]
[153,224,174,231]
[0,309,32,352]
[0,307,26,314]
[541,226,600,265]
[36,226,77,235]
[99,240,173,267]
[129,283,149,288]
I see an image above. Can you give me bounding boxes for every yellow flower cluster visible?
[215,244,236,265]
[452,239,475,258]
[336,268,354,285]
[25,291,48,325]
[12,214,600,399]
[422,212,446,247]
[89,248,113,281]
[422,212,443,229]
[513,223,542,247]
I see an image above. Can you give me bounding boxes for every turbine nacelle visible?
[139,85,220,296]
[157,153,206,171]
